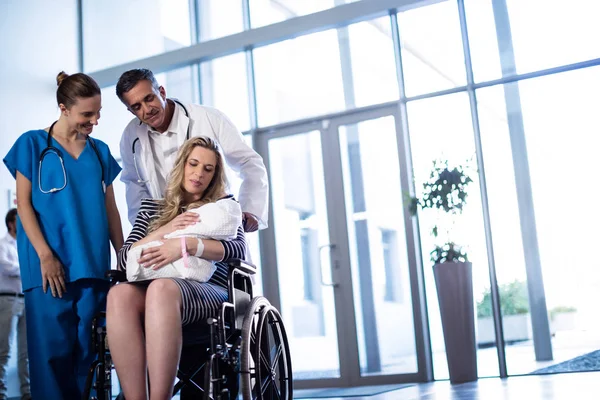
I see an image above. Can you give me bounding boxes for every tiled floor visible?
[294,371,600,399]
[8,372,595,399]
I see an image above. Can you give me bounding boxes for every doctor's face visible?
[121,79,168,129]
[61,95,102,135]
[183,146,217,200]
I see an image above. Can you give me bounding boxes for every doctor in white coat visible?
[116,68,268,232]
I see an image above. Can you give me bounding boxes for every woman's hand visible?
[39,254,67,298]
[160,212,200,236]
[138,239,183,270]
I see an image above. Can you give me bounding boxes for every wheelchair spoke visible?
[273,384,282,400]
[271,343,283,371]
[260,374,272,397]
[260,347,272,370]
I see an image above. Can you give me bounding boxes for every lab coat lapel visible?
[174,102,191,145]
[137,127,161,198]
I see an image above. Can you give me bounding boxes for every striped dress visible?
[117,198,247,326]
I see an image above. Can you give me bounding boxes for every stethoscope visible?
[39,121,105,194]
[131,99,190,184]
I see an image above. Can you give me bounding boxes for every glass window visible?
[254,17,398,127]
[397,1,466,97]
[197,0,245,41]
[200,53,251,132]
[162,66,199,105]
[346,17,399,107]
[253,29,345,127]
[463,0,502,83]
[477,66,600,376]
[465,0,600,81]
[250,0,359,29]
[82,0,192,72]
[406,93,494,379]
[507,0,600,74]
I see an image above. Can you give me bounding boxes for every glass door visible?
[324,108,424,386]
[260,128,344,385]
[257,106,428,389]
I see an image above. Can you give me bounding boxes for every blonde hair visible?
[149,136,228,232]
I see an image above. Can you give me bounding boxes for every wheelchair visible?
[83,259,293,400]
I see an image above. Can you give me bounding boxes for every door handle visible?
[318,243,339,288]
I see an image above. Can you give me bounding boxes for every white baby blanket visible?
[126,198,242,282]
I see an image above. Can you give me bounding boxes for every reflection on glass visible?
[83,0,192,72]
[407,93,493,379]
[397,1,466,97]
[339,117,417,376]
[477,67,600,375]
[201,53,251,132]
[197,0,244,41]
[268,132,340,380]
[250,0,359,28]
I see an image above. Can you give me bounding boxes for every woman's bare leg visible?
[144,279,183,400]
[106,284,148,400]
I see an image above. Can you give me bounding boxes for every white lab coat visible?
[119,103,269,228]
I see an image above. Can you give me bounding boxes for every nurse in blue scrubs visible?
[3,71,124,399]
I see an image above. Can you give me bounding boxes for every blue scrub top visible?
[3,129,121,291]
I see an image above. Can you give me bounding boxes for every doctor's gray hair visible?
[116,68,160,103]
[56,71,101,109]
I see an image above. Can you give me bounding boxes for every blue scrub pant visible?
[24,278,109,400]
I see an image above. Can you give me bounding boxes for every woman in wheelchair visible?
[106,136,247,400]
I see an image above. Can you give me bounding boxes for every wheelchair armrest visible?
[226,258,256,276]
[105,269,127,284]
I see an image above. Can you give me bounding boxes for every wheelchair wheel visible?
[240,297,293,400]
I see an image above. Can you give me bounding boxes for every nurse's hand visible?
[138,239,181,270]
[40,254,67,298]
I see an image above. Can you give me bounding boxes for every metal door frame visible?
[256,103,431,389]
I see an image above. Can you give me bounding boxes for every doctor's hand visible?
[138,239,181,270]
[243,212,259,232]
[40,254,67,298]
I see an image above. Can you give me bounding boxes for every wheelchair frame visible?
[83,259,293,400]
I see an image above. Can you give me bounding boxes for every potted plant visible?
[409,158,476,383]
[476,280,531,346]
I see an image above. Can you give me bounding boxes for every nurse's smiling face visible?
[61,95,102,135]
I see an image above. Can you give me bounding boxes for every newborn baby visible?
[126,197,242,282]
